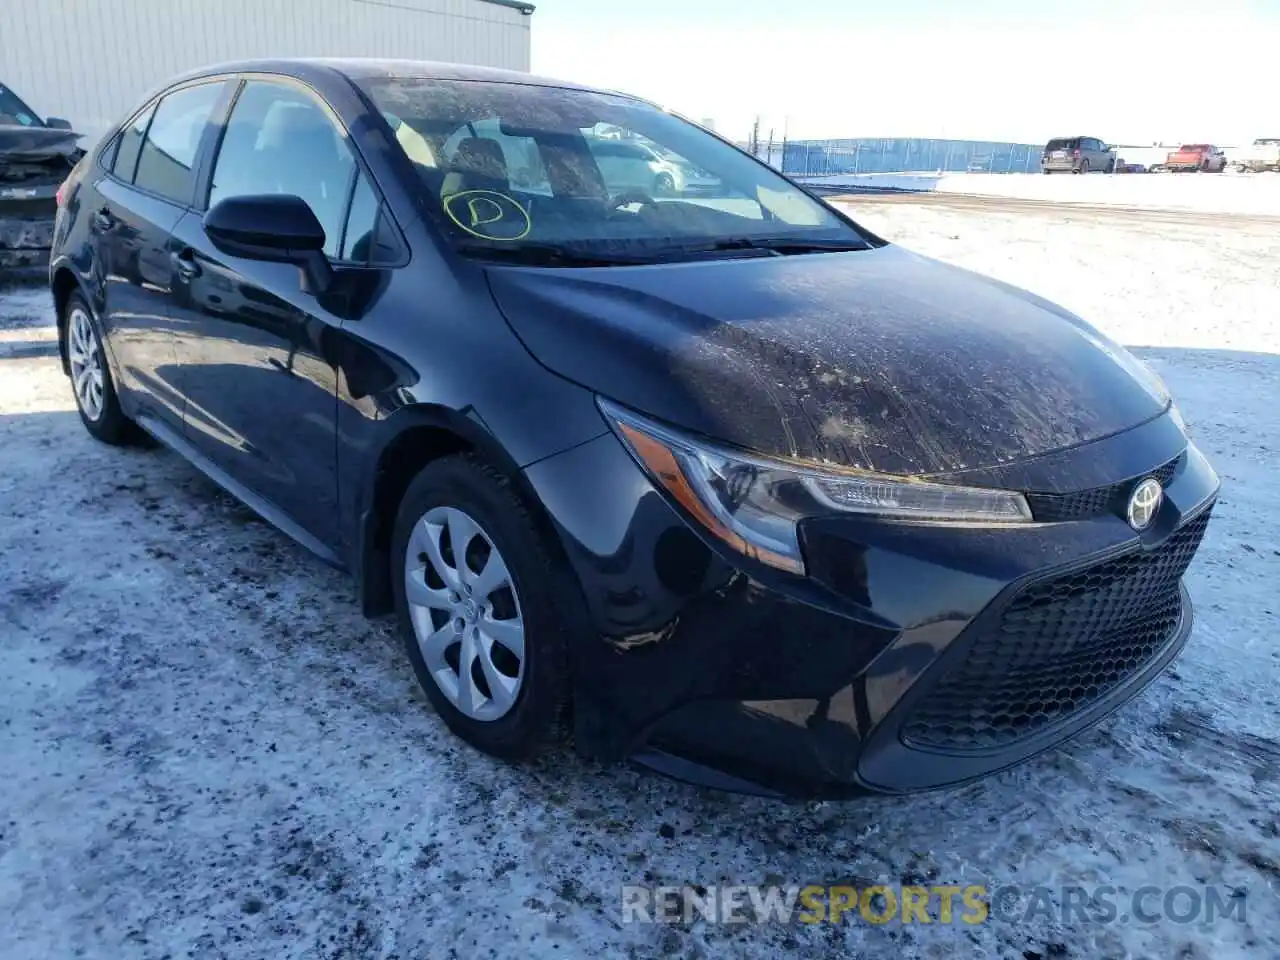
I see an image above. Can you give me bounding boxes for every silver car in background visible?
[586,136,686,195]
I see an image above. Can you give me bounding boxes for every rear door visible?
[1081,138,1099,168]
[94,80,229,429]
[170,77,399,548]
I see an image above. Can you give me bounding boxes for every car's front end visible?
[498,245,1219,798]
[647,156,686,194]
[359,71,1220,797]
[522,397,1214,797]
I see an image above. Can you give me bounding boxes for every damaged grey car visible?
[0,82,80,275]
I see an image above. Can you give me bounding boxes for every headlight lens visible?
[600,399,1033,575]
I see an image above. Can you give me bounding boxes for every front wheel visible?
[392,454,573,760]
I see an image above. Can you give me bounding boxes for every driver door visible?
[170,79,366,550]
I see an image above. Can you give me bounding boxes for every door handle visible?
[92,208,114,231]
[170,248,201,281]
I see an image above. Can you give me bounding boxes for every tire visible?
[1105,159,1116,173]
[62,292,146,446]
[1078,159,1090,174]
[391,453,573,761]
[654,172,676,196]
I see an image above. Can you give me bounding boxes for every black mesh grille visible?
[902,508,1211,752]
[1027,456,1181,523]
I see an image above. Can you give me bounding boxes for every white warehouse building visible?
[1,0,534,144]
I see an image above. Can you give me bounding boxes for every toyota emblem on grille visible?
[1127,478,1163,531]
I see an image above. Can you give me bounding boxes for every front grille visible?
[1027,456,1181,523]
[902,508,1211,752]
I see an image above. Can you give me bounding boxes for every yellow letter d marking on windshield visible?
[442,190,531,241]
[467,196,504,228]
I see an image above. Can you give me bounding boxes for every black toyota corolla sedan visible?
[48,59,1219,798]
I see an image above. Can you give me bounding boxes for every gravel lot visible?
[2,196,1279,959]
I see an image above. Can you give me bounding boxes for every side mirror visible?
[45,117,73,130]
[204,194,333,293]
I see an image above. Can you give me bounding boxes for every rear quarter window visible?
[110,103,156,181]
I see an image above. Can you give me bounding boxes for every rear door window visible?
[132,82,227,204]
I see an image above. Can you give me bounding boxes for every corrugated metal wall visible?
[2,0,531,143]
[775,138,1046,176]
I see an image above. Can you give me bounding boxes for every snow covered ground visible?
[2,196,1279,960]
[803,170,1280,217]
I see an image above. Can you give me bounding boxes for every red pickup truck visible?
[1159,144,1226,172]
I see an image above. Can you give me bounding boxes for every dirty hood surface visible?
[486,244,1168,475]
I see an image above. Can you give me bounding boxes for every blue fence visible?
[767,138,1044,176]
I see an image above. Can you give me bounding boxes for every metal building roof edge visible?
[477,0,535,15]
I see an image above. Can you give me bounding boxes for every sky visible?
[531,0,1279,146]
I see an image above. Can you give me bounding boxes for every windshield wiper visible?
[455,242,655,267]
[695,236,872,256]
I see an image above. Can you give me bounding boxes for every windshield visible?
[0,83,43,127]
[358,78,868,263]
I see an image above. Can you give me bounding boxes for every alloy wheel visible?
[67,307,105,421]
[404,505,525,721]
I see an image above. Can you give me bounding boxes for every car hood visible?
[485,244,1168,476]
[0,125,80,163]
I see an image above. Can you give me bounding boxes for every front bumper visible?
[522,410,1219,797]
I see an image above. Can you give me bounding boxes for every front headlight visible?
[599,399,1032,576]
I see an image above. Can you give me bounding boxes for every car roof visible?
[166,57,611,96]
